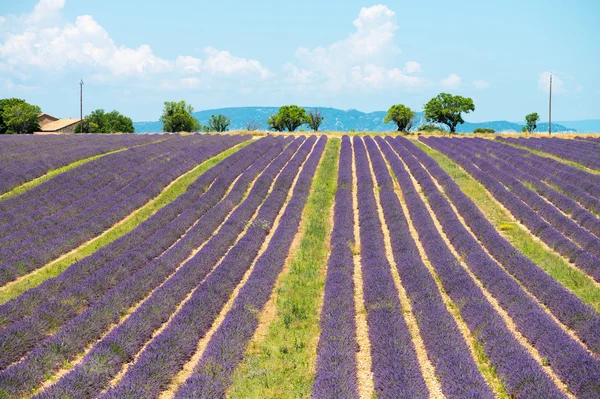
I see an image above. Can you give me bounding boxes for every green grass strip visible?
[414,140,600,312]
[0,150,126,202]
[228,138,340,399]
[497,139,600,175]
[0,141,251,305]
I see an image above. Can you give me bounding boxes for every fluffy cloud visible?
[0,0,270,85]
[538,71,565,94]
[404,61,422,74]
[287,5,426,91]
[441,73,461,88]
[473,80,489,89]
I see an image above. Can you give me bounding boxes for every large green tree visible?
[160,101,201,132]
[267,105,309,132]
[423,93,475,133]
[0,98,41,134]
[207,114,231,132]
[81,109,134,133]
[384,104,415,132]
[524,112,540,134]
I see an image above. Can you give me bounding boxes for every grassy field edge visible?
[0,141,251,305]
[227,138,340,398]
[414,140,600,312]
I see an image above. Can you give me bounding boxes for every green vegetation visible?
[0,142,251,305]
[414,140,600,311]
[228,138,340,398]
[473,128,495,134]
[207,114,231,132]
[161,100,201,132]
[525,112,540,134]
[267,105,309,132]
[80,109,135,133]
[384,104,415,132]
[418,123,446,133]
[0,98,41,134]
[307,110,324,132]
[424,93,475,133]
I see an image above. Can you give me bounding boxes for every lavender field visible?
[0,134,599,398]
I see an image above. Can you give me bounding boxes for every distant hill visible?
[133,107,579,133]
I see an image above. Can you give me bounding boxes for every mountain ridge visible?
[133,106,594,133]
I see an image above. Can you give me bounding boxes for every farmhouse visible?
[36,113,81,134]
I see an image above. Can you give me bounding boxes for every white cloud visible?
[441,73,461,88]
[404,61,422,74]
[287,5,428,92]
[538,71,565,94]
[473,80,489,89]
[0,0,270,84]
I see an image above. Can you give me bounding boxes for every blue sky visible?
[0,0,598,122]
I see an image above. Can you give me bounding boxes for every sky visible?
[0,0,599,122]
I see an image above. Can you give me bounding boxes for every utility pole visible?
[80,78,84,133]
[548,73,552,135]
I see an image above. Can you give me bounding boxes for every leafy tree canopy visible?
[267,105,309,132]
[307,110,324,132]
[525,112,540,134]
[384,104,415,132]
[81,109,134,133]
[160,101,201,132]
[0,98,41,134]
[207,114,231,132]
[423,93,475,133]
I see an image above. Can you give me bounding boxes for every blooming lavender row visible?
[0,134,163,195]
[312,136,359,399]
[0,137,281,331]
[174,137,327,399]
[478,138,600,210]
[99,137,316,399]
[0,136,245,282]
[353,137,428,398]
[390,137,600,398]
[364,136,493,398]
[0,136,239,282]
[498,137,600,171]
[0,137,293,373]
[436,137,600,261]
[31,137,301,399]
[0,135,224,235]
[464,138,600,232]
[424,137,600,281]
[400,137,600,356]
[377,137,565,398]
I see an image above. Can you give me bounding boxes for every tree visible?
[384,104,415,132]
[160,101,201,132]
[267,105,309,132]
[423,93,475,133]
[245,120,261,131]
[0,98,41,134]
[524,112,539,134]
[307,110,324,132]
[207,114,231,132]
[81,109,134,133]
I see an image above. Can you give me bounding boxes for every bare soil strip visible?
[351,141,375,399]
[396,153,574,398]
[373,139,508,397]
[157,138,318,398]
[363,139,444,399]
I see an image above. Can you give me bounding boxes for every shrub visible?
[473,128,495,134]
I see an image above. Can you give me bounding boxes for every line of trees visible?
[0,98,41,134]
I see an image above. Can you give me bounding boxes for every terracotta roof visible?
[40,118,81,132]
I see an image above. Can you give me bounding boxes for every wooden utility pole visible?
[80,78,84,133]
[548,73,552,135]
